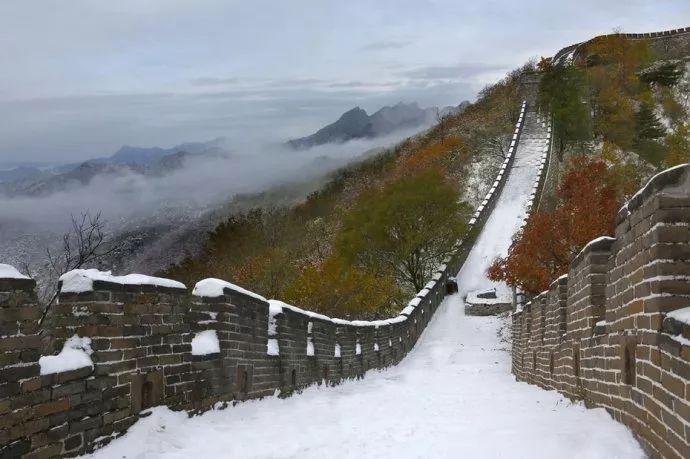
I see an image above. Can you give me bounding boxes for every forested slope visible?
[490,32,690,295]
[164,64,535,318]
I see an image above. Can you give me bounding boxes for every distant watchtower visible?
[519,71,542,106]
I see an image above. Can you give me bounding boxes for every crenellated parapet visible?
[0,264,453,457]
[552,26,690,64]
[512,163,690,458]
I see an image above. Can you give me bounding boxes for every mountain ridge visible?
[287,101,469,150]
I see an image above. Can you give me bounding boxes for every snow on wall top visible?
[0,263,31,279]
[0,263,30,280]
[571,236,616,267]
[59,269,185,293]
[192,278,266,301]
[272,298,408,328]
[619,163,689,219]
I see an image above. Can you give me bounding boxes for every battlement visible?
[553,26,690,64]
[0,262,451,457]
[512,163,690,458]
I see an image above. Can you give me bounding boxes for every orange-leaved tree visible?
[488,155,625,294]
[283,257,404,317]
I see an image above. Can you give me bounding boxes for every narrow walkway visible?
[87,109,644,459]
[464,109,549,298]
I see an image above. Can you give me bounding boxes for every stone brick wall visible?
[552,26,690,63]
[0,268,451,458]
[512,163,690,459]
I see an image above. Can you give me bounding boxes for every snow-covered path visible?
[87,110,644,459]
[463,109,549,299]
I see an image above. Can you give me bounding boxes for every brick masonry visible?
[0,266,452,458]
[512,163,690,459]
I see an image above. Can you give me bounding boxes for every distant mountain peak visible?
[287,101,469,150]
[339,106,369,120]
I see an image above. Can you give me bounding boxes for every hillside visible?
[165,68,527,318]
[490,28,690,295]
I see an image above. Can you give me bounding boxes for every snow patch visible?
[191,330,220,356]
[667,307,690,325]
[39,335,93,375]
[465,288,511,305]
[267,339,280,356]
[0,263,30,279]
[670,334,690,346]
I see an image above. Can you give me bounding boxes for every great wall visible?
[2,27,690,458]
[553,26,690,64]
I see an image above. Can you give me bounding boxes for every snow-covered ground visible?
[86,110,644,459]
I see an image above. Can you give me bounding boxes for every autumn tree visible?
[338,168,470,292]
[583,34,651,151]
[488,155,623,294]
[283,257,404,317]
[394,136,469,182]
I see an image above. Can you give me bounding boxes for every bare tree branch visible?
[38,211,122,326]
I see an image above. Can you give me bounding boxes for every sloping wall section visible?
[512,163,690,459]
[552,26,690,64]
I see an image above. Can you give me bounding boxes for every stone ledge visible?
[0,277,36,293]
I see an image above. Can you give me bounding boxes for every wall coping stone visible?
[570,236,617,269]
[617,163,690,224]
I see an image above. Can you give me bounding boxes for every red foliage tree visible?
[488,155,623,294]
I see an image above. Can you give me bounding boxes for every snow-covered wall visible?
[512,163,690,459]
[0,252,453,458]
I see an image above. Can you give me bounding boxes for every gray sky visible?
[1,0,688,164]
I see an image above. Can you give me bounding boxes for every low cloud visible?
[400,62,507,80]
[0,126,426,235]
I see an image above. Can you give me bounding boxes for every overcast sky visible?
[1,0,688,164]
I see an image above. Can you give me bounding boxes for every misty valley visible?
[0,101,466,297]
